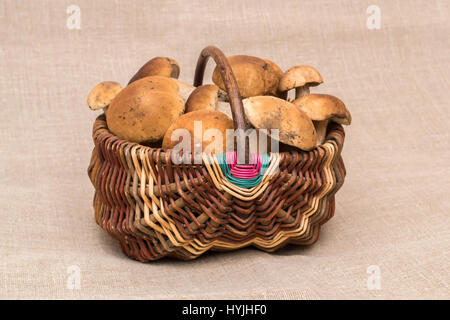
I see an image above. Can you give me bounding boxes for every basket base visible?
[115,195,335,262]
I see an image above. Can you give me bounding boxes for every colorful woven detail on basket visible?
[216,152,270,188]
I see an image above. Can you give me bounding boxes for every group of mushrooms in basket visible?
[87,55,352,157]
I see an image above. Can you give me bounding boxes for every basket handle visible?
[193,45,249,163]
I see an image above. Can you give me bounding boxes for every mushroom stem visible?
[295,85,310,99]
[314,120,329,145]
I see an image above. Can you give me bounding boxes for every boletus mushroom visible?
[185,84,220,113]
[243,96,317,151]
[131,75,179,92]
[293,93,351,144]
[130,75,195,103]
[87,81,122,111]
[185,84,234,119]
[262,58,285,98]
[212,55,282,98]
[162,109,234,156]
[128,57,180,84]
[106,76,185,144]
[278,65,323,99]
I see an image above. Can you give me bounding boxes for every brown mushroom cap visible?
[243,96,317,151]
[162,109,234,153]
[262,58,283,79]
[212,55,281,98]
[106,78,184,143]
[262,58,285,97]
[185,84,219,113]
[128,76,195,103]
[129,57,180,84]
[293,94,351,125]
[87,81,122,110]
[129,75,179,93]
[278,65,323,92]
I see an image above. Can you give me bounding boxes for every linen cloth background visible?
[0,0,449,299]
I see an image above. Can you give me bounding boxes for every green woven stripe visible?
[216,154,271,189]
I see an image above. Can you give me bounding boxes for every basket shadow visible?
[96,231,318,263]
[268,244,317,257]
[151,244,317,265]
[94,223,320,263]
[96,231,130,260]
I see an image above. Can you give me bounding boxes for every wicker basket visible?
[88,46,347,261]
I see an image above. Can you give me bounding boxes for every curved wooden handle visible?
[193,46,249,162]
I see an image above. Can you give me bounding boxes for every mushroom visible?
[131,75,179,93]
[128,57,180,84]
[212,55,282,98]
[185,84,219,113]
[293,94,351,144]
[243,96,317,151]
[262,58,285,97]
[278,65,323,100]
[106,77,185,144]
[184,84,234,118]
[262,58,283,79]
[128,75,194,103]
[87,81,122,111]
[162,109,234,156]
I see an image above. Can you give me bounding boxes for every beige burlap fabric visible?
[0,0,449,299]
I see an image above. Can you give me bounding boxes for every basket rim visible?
[92,113,345,165]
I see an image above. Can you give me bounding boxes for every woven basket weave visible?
[87,46,347,261]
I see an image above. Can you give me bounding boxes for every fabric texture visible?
[0,0,449,299]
